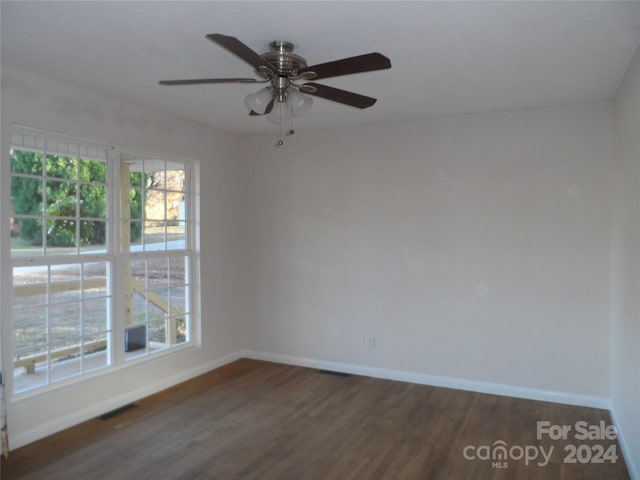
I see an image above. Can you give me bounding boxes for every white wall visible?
[0,65,245,447]
[240,102,613,400]
[0,62,627,459]
[611,46,640,479]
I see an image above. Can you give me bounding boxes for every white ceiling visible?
[2,1,640,136]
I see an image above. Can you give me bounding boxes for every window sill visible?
[10,341,197,403]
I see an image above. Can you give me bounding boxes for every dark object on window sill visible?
[125,325,146,352]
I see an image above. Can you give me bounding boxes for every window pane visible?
[166,193,183,223]
[169,222,186,250]
[80,184,107,218]
[13,306,47,349]
[169,256,187,285]
[144,221,165,250]
[121,220,143,252]
[50,264,81,305]
[166,163,186,193]
[14,344,49,392]
[175,314,188,345]
[80,158,106,183]
[13,265,48,308]
[80,221,106,253]
[50,341,81,382]
[170,286,186,314]
[145,165,166,190]
[47,218,77,253]
[152,288,171,315]
[12,260,112,391]
[83,262,108,297]
[83,298,109,335]
[145,190,166,221]
[148,318,167,346]
[129,171,143,188]
[148,301,166,322]
[120,187,143,220]
[11,150,43,175]
[11,177,43,214]
[11,218,44,257]
[46,180,76,208]
[128,259,147,286]
[128,293,147,325]
[84,333,109,372]
[148,258,168,287]
[167,222,186,250]
[46,155,77,180]
[50,302,81,343]
[175,199,186,222]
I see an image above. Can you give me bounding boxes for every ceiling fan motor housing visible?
[262,41,308,75]
[261,41,309,101]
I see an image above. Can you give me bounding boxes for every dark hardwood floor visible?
[1,359,630,479]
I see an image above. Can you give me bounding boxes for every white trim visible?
[10,350,243,449]
[11,124,111,155]
[10,349,628,464]
[610,405,639,480]
[242,350,612,410]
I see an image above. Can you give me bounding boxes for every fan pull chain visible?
[274,104,295,147]
[275,104,284,147]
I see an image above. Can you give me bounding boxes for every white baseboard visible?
[610,405,639,480]
[10,350,244,450]
[11,348,619,461]
[242,349,612,410]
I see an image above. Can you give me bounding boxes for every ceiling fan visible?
[159,33,391,143]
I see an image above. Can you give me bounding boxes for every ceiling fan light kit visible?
[268,100,291,125]
[245,86,273,115]
[160,33,391,146]
[287,90,313,118]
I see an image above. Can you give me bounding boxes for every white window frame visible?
[113,149,194,364]
[3,126,198,399]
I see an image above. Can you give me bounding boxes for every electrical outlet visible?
[365,335,376,350]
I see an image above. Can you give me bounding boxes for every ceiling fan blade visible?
[298,53,391,81]
[302,83,377,109]
[159,78,263,86]
[249,99,275,116]
[206,33,277,76]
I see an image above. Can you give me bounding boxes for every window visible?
[119,153,191,360]
[8,128,194,395]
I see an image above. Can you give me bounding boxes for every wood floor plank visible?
[1,359,630,479]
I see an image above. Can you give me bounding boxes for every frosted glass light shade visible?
[245,87,273,114]
[268,100,291,124]
[288,90,313,118]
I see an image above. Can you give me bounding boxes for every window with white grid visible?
[119,153,191,360]
[7,128,195,395]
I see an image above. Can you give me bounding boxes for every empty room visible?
[1,1,640,479]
